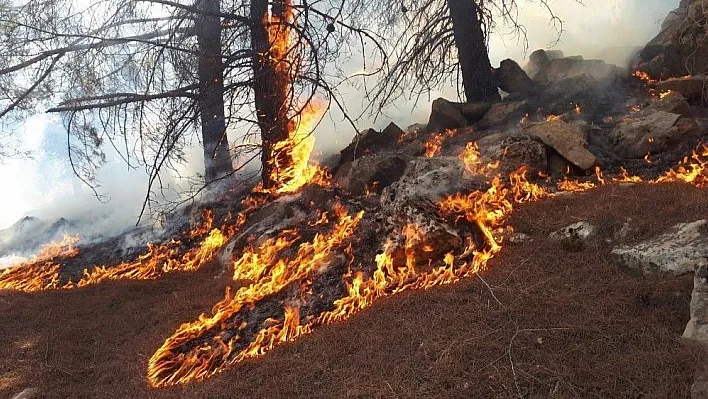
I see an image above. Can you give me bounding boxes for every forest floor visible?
[2,182,707,399]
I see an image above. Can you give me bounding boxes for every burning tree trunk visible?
[195,0,234,181]
[251,0,293,189]
[446,0,500,102]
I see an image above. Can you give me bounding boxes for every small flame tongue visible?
[266,102,329,194]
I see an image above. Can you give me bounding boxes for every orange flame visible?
[147,204,362,386]
[266,102,330,194]
[0,234,79,292]
[632,70,655,84]
[256,0,329,194]
[424,129,455,158]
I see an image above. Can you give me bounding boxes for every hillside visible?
[2,182,706,398]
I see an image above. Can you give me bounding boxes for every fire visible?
[659,90,673,99]
[632,70,655,84]
[255,0,328,194]
[0,234,79,292]
[0,209,246,293]
[424,129,455,158]
[146,164,554,387]
[509,166,549,203]
[557,179,597,192]
[459,141,482,174]
[656,145,708,187]
[77,227,227,287]
[147,204,363,386]
[546,114,562,122]
[266,102,330,194]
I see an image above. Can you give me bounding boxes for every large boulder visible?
[611,220,708,276]
[496,59,537,95]
[610,109,698,158]
[427,98,468,133]
[684,262,708,342]
[476,131,547,175]
[334,154,409,196]
[542,74,596,99]
[380,157,475,267]
[459,102,493,123]
[334,122,404,174]
[477,100,528,129]
[427,98,492,133]
[533,56,622,86]
[654,75,707,101]
[525,49,565,80]
[646,91,691,115]
[523,119,597,170]
[633,0,708,78]
[381,157,471,209]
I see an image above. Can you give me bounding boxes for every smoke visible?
[310,0,679,156]
[0,114,203,235]
[487,0,677,67]
[0,0,679,252]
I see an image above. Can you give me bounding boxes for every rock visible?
[477,131,547,175]
[406,123,427,135]
[551,222,597,252]
[477,100,528,129]
[459,102,493,124]
[611,220,708,276]
[534,57,622,85]
[610,109,698,158]
[381,157,471,209]
[523,120,597,170]
[379,157,471,267]
[547,152,573,175]
[334,154,409,196]
[508,232,532,244]
[546,50,566,60]
[496,59,537,95]
[387,208,463,269]
[647,91,691,115]
[655,75,707,101]
[542,74,597,100]
[427,98,468,133]
[684,261,708,342]
[381,122,405,142]
[634,1,708,77]
[550,222,597,241]
[400,139,426,157]
[526,49,551,79]
[334,123,403,174]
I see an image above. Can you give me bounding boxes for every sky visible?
[0,0,678,232]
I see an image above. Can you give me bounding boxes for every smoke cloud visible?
[0,0,678,242]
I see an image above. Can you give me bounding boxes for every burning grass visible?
[1,182,705,398]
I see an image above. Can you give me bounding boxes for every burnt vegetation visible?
[1,0,708,398]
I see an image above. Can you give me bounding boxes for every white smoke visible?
[0,0,680,237]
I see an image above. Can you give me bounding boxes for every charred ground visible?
[1,182,706,398]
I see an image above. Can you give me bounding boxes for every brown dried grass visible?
[0,182,706,398]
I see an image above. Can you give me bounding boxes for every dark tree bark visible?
[195,0,233,181]
[251,0,292,189]
[446,0,500,103]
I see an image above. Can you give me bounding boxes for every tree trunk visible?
[195,0,233,182]
[251,0,292,189]
[446,0,500,103]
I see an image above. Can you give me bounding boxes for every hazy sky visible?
[0,0,678,231]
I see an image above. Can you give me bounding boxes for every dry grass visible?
[1,182,707,398]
